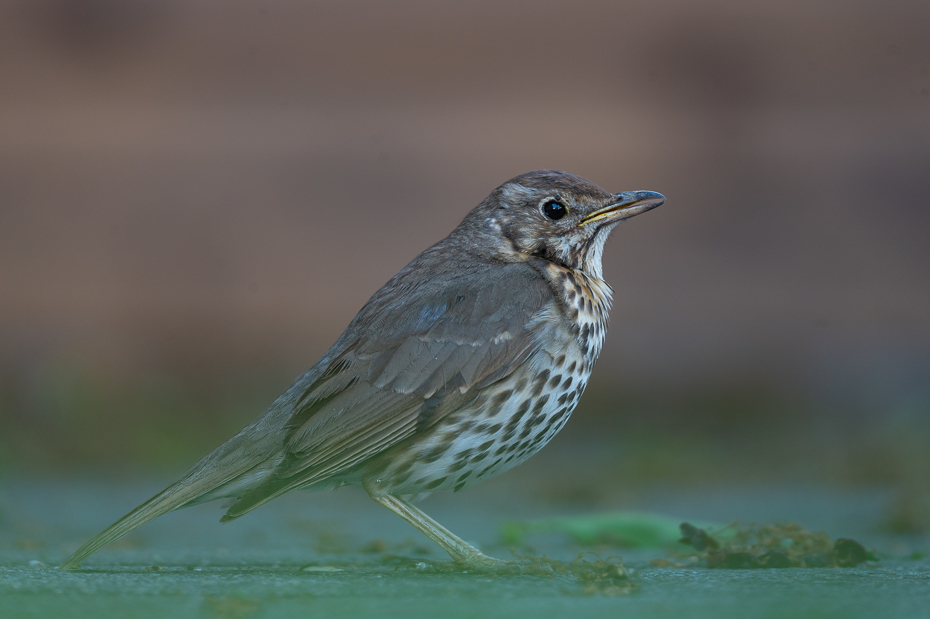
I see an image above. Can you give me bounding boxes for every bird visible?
[61,170,664,571]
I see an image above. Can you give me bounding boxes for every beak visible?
[578,190,665,227]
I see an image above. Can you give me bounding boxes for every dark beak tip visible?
[579,190,666,226]
[629,190,666,206]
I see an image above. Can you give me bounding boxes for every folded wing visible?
[221,261,554,519]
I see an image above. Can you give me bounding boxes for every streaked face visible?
[489,172,664,277]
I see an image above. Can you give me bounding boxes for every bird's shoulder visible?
[233,252,548,477]
[216,242,572,512]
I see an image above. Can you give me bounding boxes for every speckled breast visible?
[366,262,612,497]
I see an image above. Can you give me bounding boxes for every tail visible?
[60,427,278,570]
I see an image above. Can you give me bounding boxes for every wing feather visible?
[221,261,554,520]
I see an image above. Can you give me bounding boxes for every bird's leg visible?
[369,493,509,570]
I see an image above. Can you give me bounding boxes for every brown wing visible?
[221,261,554,520]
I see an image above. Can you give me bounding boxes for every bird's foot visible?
[452,550,521,574]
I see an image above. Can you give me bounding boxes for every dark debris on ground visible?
[655,522,875,569]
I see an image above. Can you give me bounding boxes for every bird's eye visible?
[541,199,567,221]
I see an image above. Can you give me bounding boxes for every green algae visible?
[501,511,720,548]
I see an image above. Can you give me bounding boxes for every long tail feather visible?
[60,428,278,569]
[61,477,216,569]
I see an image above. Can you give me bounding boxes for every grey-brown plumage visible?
[61,170,664,570]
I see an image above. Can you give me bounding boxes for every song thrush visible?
[62,170,664,570]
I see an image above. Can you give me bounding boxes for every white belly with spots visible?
[363,268,610,498]
[375,347,592,496]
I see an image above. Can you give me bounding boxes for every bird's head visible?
[469,170,664,278]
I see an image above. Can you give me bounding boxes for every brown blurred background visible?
[1,0,928,519]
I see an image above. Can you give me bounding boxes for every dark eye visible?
[541,199,567,220]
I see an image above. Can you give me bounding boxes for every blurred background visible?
[0,0,928,531]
